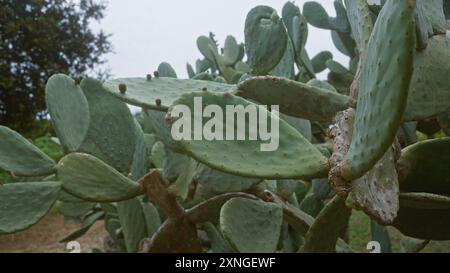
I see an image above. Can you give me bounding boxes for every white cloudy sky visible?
[92,0,349,79]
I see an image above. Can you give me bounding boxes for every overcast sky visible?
[93,0,348,80]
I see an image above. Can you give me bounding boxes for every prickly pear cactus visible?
[1,0,450,253]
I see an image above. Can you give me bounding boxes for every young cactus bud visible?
[154,71,159,78]
[73,76,82,85]
[146,74,152,81]
[118,83,127,94]
[155,98,162,106]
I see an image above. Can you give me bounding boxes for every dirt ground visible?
[0,212,107,253]
[1,210,448,253]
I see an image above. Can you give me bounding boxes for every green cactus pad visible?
[220,197,283,253]
[341,0,416,180]
[393,203,450,240]
[397,122,418,147]
[157,62,178,78]
[166,154,196,200]
[331,31,355,58]
[192,72,214,81]
[438,110,450,135]
[270,39,295,79]
[399,192,450,209]
[344,0,373,53]
[397,138,450,194]
[312,178,334,200]
[167,91,329,180]
[307,79,337,92]
[415,0,432,50]
[151,141,165,168]
[197,35,219,64]
[58,201,95,218]
[422,0,447,34]
[57,153,143,202]
[400,235,429,253]
[45,74,90,152]
[245,6,287,75]
[445,0,450,19]
[303,1,349,33]
[130,121,149,181]
[58,190,86,203]
[370,220,391,253]
[186,63,196,78]
[403,35,450,121]
[162,148,192,184]
[299,193,324,217]
[302,1,331,29]
[276,179,300,200]
[79,78,138,173]
[104,77,234,110]
[59,211,104,243]
[311,51,333,73]
[303,195,351,253]
[191,164,260,203]
[0,182,61,234]
[117,198,149,252]
[349,147,399,225]
[0,126,56,176]
[393,138,450,240]
[281,2,309,64]
[141,201,161,237]
[142,110,180,152]
[223,35,240,66]
[236,76,351,122]
[280,113,312,141]
[201,222,235,253]
[186,192,259,224]
[196,58,213,74]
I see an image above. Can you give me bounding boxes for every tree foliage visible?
[0,0,112,136]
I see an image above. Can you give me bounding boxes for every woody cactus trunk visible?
[1,0,450,253]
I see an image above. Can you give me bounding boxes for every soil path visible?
[0,213,107,253]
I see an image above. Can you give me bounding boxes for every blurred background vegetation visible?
[0,0,112,138]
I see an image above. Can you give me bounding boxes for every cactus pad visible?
[167,91,329,180]
[393,203,450,240]
[45,74,90,152]
[0,126,55,176]
[117,198,149,252]
[157,62,178,78]
[220,197,283,253]
[104,77,234,110]
[349,147,399,224]
[236,76,351,122]
[341,0,416,180]
[404,35,450,121]
[399,192,450,209]
[191,164,260,203]
[344,0,373,53]
[422,0,448,34]
[0,182,61,234]
[245,6,287,74]
[79,78,138,173]
[303,195,351,253]
[397,138,450,194]
[57,153,143,202]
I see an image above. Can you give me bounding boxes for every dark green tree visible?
[0,0,112,136]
